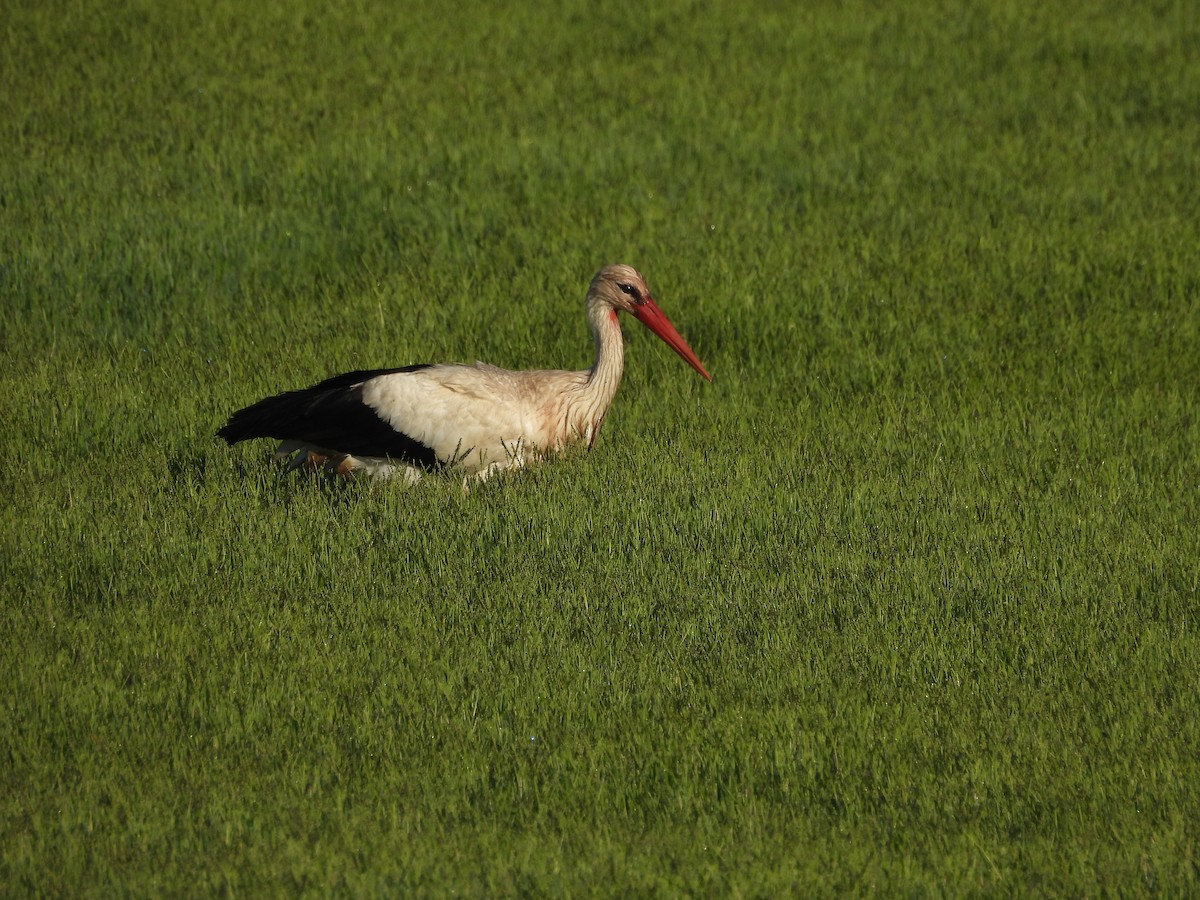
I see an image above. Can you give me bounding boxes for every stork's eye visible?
[617,282,642,302]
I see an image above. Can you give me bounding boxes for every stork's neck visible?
[564,299,625,445]
[587,299,625,391]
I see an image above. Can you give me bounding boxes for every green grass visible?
[3,0,1199,892]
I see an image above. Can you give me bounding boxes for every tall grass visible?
[2,0,1198,892]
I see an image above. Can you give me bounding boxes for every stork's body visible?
[217,265,710,481]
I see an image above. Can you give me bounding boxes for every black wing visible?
[216,364,440,469]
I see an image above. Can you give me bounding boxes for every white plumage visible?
[218,264,710,481]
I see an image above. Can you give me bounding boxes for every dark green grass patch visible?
[2,0,1198,893]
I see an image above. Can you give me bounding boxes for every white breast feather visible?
[361,364,578,471]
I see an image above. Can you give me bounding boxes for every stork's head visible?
[589,264,712,381]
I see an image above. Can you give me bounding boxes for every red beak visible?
[630,297,712,381]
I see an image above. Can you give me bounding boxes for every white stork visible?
[217,264,710,481]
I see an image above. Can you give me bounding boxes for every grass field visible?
[3,0,1199,893]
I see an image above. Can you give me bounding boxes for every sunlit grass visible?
[2,0,1198,893]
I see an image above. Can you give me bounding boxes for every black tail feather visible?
[216,365,440,469]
